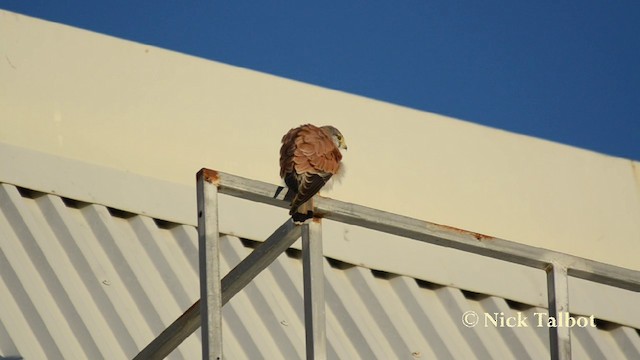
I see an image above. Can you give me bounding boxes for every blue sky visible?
[3,1,639,160]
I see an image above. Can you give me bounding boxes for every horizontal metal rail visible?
[211,169,640,292]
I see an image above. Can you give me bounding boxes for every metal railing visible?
[135,169,640,360]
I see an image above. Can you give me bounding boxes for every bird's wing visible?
[280,124,342,213]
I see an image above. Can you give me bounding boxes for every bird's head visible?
[321,125,348,150]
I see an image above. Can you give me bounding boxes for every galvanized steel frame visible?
[302,221,326,360]
[135,169,640,360]
[197,171,223,360]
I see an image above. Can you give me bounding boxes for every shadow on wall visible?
[0,356,23,359]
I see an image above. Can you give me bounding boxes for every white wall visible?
[2,10,639,271]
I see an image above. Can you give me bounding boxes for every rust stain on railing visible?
[199,168,220,186]
[435,223,494,241]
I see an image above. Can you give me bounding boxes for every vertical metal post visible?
[302,220,327,360]
[546,262,570,360]
[197,171,223,360]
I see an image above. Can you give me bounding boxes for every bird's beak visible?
[341,140,348,150]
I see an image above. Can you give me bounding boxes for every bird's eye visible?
[337,135,342,140]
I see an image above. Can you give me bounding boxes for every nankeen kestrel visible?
[279,124,347,223]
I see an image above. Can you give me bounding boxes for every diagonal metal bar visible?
[132,301,201,360]
[221,219,301,304]
[302,220,326,360]
[134,219,301,360]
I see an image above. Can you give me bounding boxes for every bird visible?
[279,124,347,223]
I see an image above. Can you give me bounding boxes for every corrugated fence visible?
[1,182,639,359]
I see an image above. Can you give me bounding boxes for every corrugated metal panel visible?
[1,182,639,359]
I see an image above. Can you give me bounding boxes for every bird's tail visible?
[274,186,298,205]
